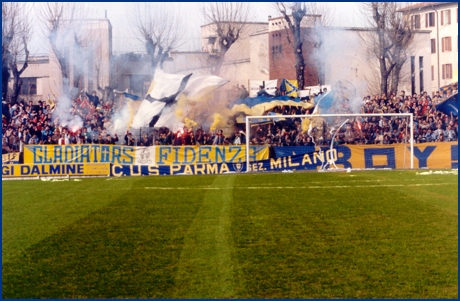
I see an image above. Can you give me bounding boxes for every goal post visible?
[245,113,414,172]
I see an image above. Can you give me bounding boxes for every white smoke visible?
[111,101,132,135]
[52,93,83,132]
[311,26,369,113]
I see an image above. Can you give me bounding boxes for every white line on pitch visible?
[144,183,452,190]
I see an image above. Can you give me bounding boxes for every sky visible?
[29,2,366,55]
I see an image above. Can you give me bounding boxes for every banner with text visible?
[2,163,110,178]
[109,142,457,177]
[272,142,457,170]
[110,162,247,177]
[24,145,269,166]
[9,142,457,178]
[249,80,278,97]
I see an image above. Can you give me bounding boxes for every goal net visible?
[245,113,414,172]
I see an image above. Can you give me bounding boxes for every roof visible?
[268,14,321,21]
[398,2,456,12]
[200,21,268,28]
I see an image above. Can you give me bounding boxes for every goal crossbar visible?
[245,113,414,172]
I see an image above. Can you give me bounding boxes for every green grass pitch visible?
[2,170,458,298]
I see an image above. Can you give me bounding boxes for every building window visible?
[419,56,424,93]
[441,9,451,25]
[430,39,436,53]
[442,64,452,79]
[431,65,434,81]
[411,14,421,29]
[351,68,358,78]
[411,56,415,95]
[20,78,37,95]
[425,12,435,27]
[272,45,282,56]
[442,36,452,52]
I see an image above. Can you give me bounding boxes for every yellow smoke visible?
[301,118,310,134]
[176,108,184,119]
[210,113,223,131]
[174,94,189,120]
[184,117,197,129]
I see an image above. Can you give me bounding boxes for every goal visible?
[245,113,414,172]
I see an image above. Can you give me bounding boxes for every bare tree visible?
[130,3,185,80]
[202,2,252,76]
[360,2,414,95]
[274,2,336,88]
[2,2,32,104]
[274,2,307,90]
[38,2,90,98]
[388,4,414,94]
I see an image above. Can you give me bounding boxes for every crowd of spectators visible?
[2,88,458,156]
[246,89,458,147]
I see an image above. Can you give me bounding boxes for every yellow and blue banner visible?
[24,145,136,165]
[272,142,457,170]
[16,143,456,178]
[2,163,110,178]
[152,145,268,165]
[110,162,247,177]
[230,96,313,116]
[2,152,20,164]
[24,145,269,166]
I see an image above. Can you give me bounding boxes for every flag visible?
[153,74,228,130]
[113,89,141,101]
[230,95,314,116]
[123,91,140,100]
[435,93,458,116]
[131,70,192,129]
[440,82,458,96]
[280,79,298,97]
[130,70,228,129]
[314,90,334,112]
[47,94,56,109]
[181,75,229,102]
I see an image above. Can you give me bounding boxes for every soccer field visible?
[2,170,458,298]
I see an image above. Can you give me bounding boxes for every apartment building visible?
[400,2,458,94]
[267,15,431,96]
[11,19,112,103]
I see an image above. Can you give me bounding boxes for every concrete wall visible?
[248,30,270,82]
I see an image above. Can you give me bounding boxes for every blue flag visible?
[123,92,140,100]
[435,93,458,116]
